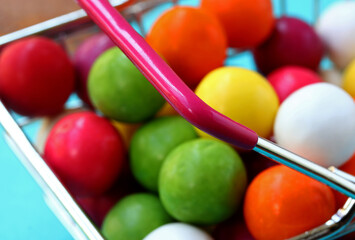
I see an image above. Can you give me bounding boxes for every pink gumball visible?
[73,32,115,106]
[253,16,324,75]
[267,66,322,102]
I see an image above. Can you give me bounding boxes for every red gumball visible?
[44,111,125,197]
[73,33,115,106]
[267,66,322,102]
[0,36,74,116]
[253,16,324,75]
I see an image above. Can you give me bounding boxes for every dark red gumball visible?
[73,33,115,106]
[44,111,125,197]
[76,177,140,227]
[253,16,324,75]
[213,214,255,240]
[0,36,74,116]
[76,159,143,227]
[337,231,355,240]
[76,194,118,228]
[240,150,277,183]
[333,153,355,209]
[267,66,322,102]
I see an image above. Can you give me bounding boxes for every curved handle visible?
[77,0,258,150]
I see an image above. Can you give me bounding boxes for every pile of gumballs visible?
[0,0,355,239]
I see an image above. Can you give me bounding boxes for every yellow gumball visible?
[195,67,279,138]
[343,59,355,98]
[111,121,141,149]
[156,102,178,117]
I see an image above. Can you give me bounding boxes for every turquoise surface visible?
[0,121,72,240]
[0,0,340,239]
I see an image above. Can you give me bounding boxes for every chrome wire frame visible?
[255,138,355,199]
[290,198,355,240]
[0,101,104,240]
[255,138,355,239]
[0,0,174,47]
[0,0,354,239]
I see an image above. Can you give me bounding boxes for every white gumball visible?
[274,83,355,167]
[315,1,355,69]
[143,223,214,240]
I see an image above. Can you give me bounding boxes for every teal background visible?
[0,0,341,239]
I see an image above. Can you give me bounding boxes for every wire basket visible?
[0,0,355,239]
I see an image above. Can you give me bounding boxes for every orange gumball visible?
[244,165,336,240]
[146,6,227,88]
[201,0,274,49]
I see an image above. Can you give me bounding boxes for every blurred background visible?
[0,0,78,35]
[0,1,80,240]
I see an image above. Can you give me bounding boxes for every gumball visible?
[76,187,123,228]
[155,102,178,117]
[88,47,165,123]
[333,152,355,209]
[44,111,125,197]
[320,68,343,87]
[144,223,213,240]
[159,138,247,225]
[195,67,279,139]
[343,58,355,98]
[337,230,355,240]
[244,165,336,240]
[76,166,143,227]
[315,1,355,69]
[240,150,277,182]
[111,121,141,150]
[36,108,85,153]
[36,107,89,154]
[200,0,274,49]
[212,214,254,240]
[73,32,115,106]
[130,116,197,192]
[253,16,324,75]
[274,83,355,167]
[267,66,322,102]
[102,193,173,240]
[0,36,74,116]
[146,6,227,88]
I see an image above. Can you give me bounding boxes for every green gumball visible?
[102,193,173,240]
[159,138,247,225]
[88,47,165,123]
[130,116,197,191]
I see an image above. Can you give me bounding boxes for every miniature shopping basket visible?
[0,0,354,239]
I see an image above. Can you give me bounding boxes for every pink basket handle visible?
[77,0,258,150]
